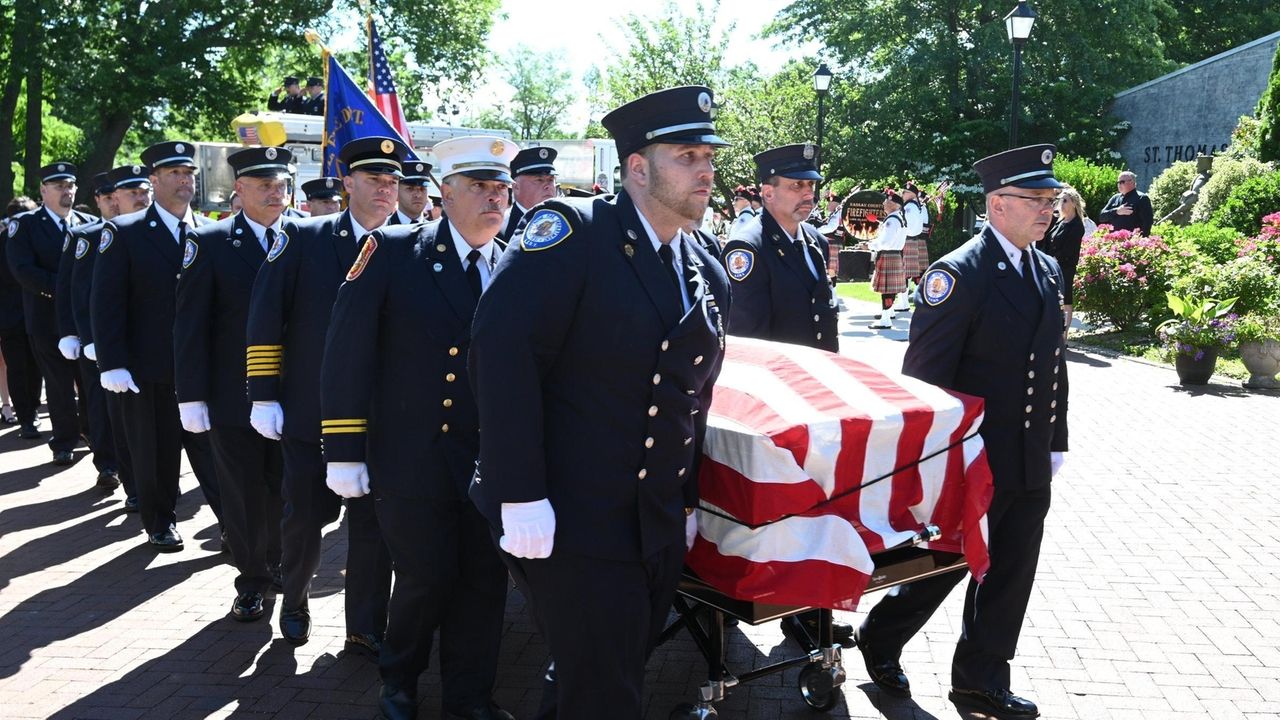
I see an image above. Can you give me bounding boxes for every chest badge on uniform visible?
[98,228,114,254]
[62,235,71,252]
[266,230,289,262]
[182,239,198,269]
[74,237,89,260]
[725,248,754,281]
[521,209,572,251]
[922,268,956,306]
[5,220,16,238]
[346,235,378,281]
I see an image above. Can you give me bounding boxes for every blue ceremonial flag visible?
[322,52,418,178]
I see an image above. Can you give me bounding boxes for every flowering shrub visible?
[1156,293,1238,360]
[1073,225,1173,330]
[1235,212,1280,274]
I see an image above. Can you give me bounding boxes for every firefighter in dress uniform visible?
[469,85,732,720]
[321,135,520,720]
[300,177,343,217]
[92,141,222,552]
[853,145,1070,720]
[499,146,558,242]
[389,161,433,225]
[175,146,294,623]
[245,137,399,653]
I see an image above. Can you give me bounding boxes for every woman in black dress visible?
[1042,187,1086,332]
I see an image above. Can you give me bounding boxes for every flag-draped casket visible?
[686,336,994,611]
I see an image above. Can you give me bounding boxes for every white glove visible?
[83,343,96,361]
[1051,451,1065,477]
[249,401,284,440]
[685,510,698,551]
[499,498,556,559]
[178,401,211,433]
[58,336,81,360]
[100,368,140,394]
[326,461,370,498]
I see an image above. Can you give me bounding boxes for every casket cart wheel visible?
[669,701,718,719]
[798,663,841,712]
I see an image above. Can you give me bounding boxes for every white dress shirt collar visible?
[241,213,284,251]
[987,223,1036,280]
[153,202,195,243]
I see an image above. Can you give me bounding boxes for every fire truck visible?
[519,139,620,195]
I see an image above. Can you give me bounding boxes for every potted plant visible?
[1156,293,1239,385]
[1235,312,1280,389]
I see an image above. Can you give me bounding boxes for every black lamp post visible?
[812,62,834,198]
[1005,1,1037,147]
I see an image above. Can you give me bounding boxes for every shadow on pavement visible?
[1170,382,1253,398]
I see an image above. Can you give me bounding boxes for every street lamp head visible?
[812,62,834,94]
[1005,0,1037,44]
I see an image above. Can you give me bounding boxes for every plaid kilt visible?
[871,250,907,294]
[900,235,920,279]
[910,234,931,277]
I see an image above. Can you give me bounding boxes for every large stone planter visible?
[1239,339,1280,389]
[1174,347,1218,385]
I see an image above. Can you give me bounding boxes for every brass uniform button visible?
[441,424,450,433]
[637,468,647,479]
[442,399,453,408]
[445,373,456,382]
[448,346,459,356]
[648,405,658,417]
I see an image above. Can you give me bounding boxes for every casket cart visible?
[662,337,994,718]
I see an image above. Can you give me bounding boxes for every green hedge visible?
[1148,161,1199,220]
[1054,156,1123,223]
[1190,157,1274,223]
[1211,171,1280,236]
[1153,221,1243,264]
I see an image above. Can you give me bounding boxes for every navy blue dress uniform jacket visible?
[499,205,525,243]
[7,207,96,336]
[469,190,731,561]
[246,211,360,443]
[174,214,270,428]
[720,209,838,352]
[91,206,211,381]
[69,222,108,343]
[57,219,102,338]
[904,228,1069,491]
[0,223,26,333]
[320,220,493,498]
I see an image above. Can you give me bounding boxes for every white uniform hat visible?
[433,136,520,183]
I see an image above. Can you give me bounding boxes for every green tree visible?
[767,0,1173,187]
[1258,41,1280,163]
[472,45,577,140]
[1156,2,1280,66]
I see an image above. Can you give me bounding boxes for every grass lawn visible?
[835,281,882,304]
[1070,326,1249,380]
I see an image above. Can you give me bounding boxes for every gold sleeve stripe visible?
[247,345,284,352]
[246,369,282,377]
[247,352,283,359]
[322,426,367,435]
[246,359,282,366]
[321,418,367,428]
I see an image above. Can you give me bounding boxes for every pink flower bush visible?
[1074,225,1174,330]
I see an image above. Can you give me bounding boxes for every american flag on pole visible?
[367,17,413,146]
[685,337,993,611]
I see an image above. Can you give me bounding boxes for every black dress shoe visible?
[378,685,417,720]
[949,687,1039,718]
[52,450,75,466]
[17,424,41,439]
[445,702,515,720]
[344,632,382,657]
[96,470,120,490]
[854,634,910,698]
[230,591,265,622]
[124,496,139,512]
[279,605,311,645]
[148,526,184,552]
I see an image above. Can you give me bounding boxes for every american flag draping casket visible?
[685,336,994,611]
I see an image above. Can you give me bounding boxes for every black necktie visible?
[795,238,819,283]
[658,243,684,312]
[263,228,275,253]
[1021,248,1041,300]
[466,248,483,299]
[177,220,187,244]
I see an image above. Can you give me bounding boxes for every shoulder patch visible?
[74,237,89,259]
[98,228,114,254]
[6,220,16,238]
[266,230,289,262]
[922,268,956,306]
[346,234,378,281]
[724,248,755,281]
[521,209,572,251]
[182,239,198,269]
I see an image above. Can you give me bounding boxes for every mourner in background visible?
[246,136,397,654]
[1098,170,1153,236]
[500,146,558,242]
[855,144,1070,720]
[322,135,519,720]
[470,85,731,720]
[176,146,293,624]
[6,162,96,467]
[1041,186,1087,332]
[868,189,907,329]
[92,141,222,552]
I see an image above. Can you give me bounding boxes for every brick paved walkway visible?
[1,299,1277,719]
